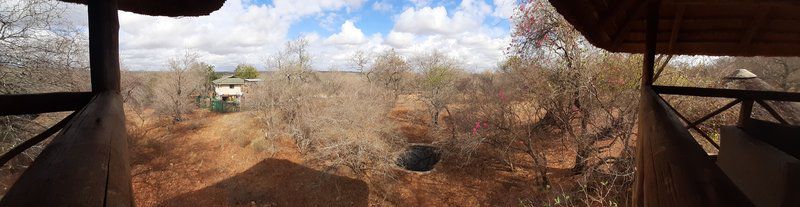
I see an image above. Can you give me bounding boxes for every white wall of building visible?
[214,84,243,97]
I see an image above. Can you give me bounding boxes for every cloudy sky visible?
[65,0,517,71]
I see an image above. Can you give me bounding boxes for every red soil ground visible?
[128,96,604,206]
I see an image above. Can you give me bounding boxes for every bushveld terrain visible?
[3,1,799,206]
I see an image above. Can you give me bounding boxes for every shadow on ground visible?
[160,158,368,207]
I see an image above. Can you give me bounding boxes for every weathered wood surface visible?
[0,92,131,206]
[0,92,92,116]
[634,87,753,207]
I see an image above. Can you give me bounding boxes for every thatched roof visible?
[548,0,800,56]
[60,0,225,17]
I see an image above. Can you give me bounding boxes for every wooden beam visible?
[89,0,121,93]
[652,85,800,102]
[601,0,639,30]
[0,92,131,206]
[668,5,685,51]
[657,94,720,149]
[0,92,92,116]
[612,0,648,49]
[653,54,673,82]
[687,99,742,129]
[665,0,800,5]
[739,100,754,126]
[0,111,77,167]
[741,7,771,45]
[642,0,660,86]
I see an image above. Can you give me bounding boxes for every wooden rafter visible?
[612,0,648,48]
[668,5,686,51]
[741,7,771,45]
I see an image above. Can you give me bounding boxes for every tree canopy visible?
[234,64,259,79]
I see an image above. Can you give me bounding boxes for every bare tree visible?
[350,50,371,80]
[153,51,204,122]
[367,49,411,97]
[412,50,463,127]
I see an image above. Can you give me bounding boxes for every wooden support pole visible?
[642,0,660,86]
[739,100,754,126]
[89,0,121,93]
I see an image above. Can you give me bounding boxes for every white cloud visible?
[393,0,491,36]
[492,0,516,18]
[324,20,368,45]
[371,0,393,12]
[111,0,365,70]
[58,0,510,72]
[386,31,415,48]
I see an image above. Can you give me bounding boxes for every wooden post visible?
[89,0,121,93]
[739,100,754,126]
[634,1,660,206]
[642,0,660,86]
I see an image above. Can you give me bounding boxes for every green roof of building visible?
[212,76,245,85]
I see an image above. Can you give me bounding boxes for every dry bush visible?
[411,50,465,128]
[253,40,404,181]
[151,51,207,122]
[366,49,413,98]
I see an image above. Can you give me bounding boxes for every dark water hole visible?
[396,145,440,172]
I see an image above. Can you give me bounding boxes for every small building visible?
[212,76,245,101]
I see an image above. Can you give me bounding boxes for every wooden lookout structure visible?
[548,0,800,206]
[0,0,224,206]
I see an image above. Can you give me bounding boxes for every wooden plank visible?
[0,92,92,116]
[652,85,800,102]
[0,111,78,167]
[89,0,121,93]
[0,92,131,206]
[634,87,754,206]
[657,94,720,149]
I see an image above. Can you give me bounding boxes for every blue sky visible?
[66,0,518,71]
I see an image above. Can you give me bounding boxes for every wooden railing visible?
[0,0,132,205]
[634,86,755,206]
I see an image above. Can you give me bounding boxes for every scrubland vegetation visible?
[2,0,800,206]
